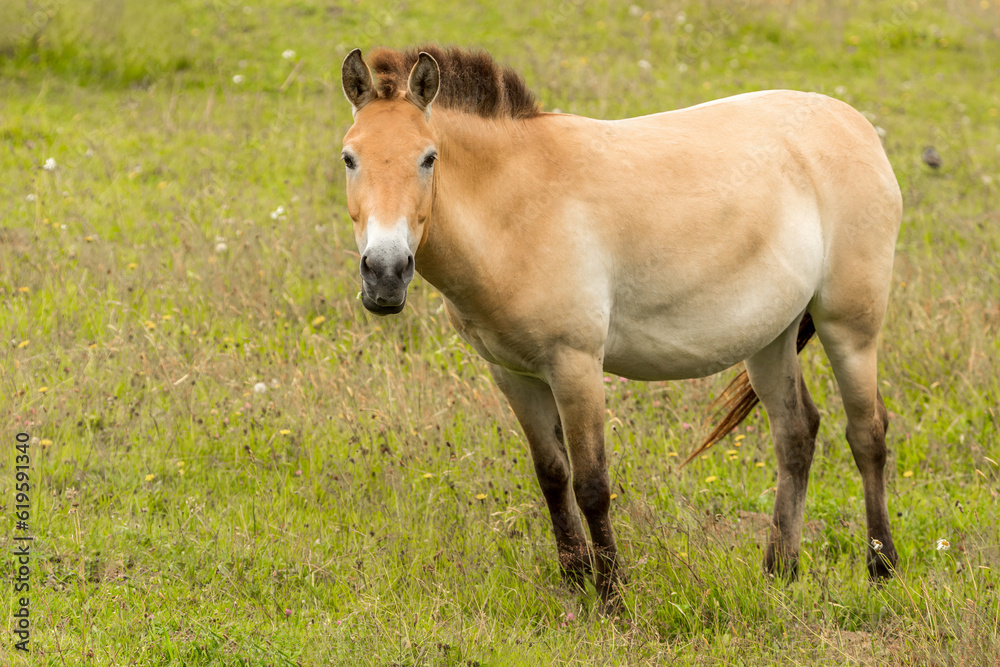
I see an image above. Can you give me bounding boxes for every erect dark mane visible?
[367,45,541,120]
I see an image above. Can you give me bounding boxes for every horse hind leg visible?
[812,315,898,579]
[745,314,821,579]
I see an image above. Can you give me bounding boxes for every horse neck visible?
[415,109,545,307]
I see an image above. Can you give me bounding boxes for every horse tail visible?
[681,313,816,467]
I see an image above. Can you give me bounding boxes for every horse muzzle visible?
[359,249,414,316]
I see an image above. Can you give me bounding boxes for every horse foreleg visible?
[489,364,591,588]
[548,351,622,606]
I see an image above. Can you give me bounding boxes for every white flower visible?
[835,85,847,96]
[677,63,689,73]
[638,59,652,71]
[215,241,228,253]
[282,49,296,60]
[269,378,280,388]
[253,382,267,394]
[935,538,950,551]
[270,205,286,220]
[43,158,57,171]
[26,194,36,202]
[870,538,883,552]
[232,74,245,84]
[628,5,643,17]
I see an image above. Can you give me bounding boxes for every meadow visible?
[1,0,998,664]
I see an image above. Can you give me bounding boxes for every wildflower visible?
[279,429,291,435]
[284,609,292,617]
[638,59,652,71]
[18,340,30,348]
[270,205,286,220]
[145,474,155,482]
[215,241,228,253]
[43,158,57,171]
[705,476,718,483]
[566,612,576,621]
[475,493,487,500]
[755,462,765,468]
[253,382,267,394]
[232,74,245,84]
[902,470,914,478]
[870,538,883,552]
[282,49,296,59]
[628,5,643,17]
[176,461,185,467]
[40,439,52,447]
[38,386,48,393]
[26,194,36,202]
[311,315,325,326]
[423,473,433,478]
[935,538,950,551]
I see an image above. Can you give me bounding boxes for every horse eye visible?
[342,154,357,170]
[421,153,437,170]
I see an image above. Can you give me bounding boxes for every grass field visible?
[2,0,999,664]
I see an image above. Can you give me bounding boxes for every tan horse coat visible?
[342,47,901,604]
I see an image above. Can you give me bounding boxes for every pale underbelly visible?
[602,287,813,381]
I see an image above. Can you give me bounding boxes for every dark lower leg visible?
[763,376,820,580]
[574,470,621,604]
[850,393,897,579]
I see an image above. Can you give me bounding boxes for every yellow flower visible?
[145,320,156,330]
[279,429,291,435]
[39,386,48,393]
[734,434,745,442]
[610,493,618,500]
[902,470,914,478]
[725,449,738,455]
[423,473,433,478]
[178,469,185,476]
[755,462,766,468]
[311,315,326,326]
[176,460,185,467]
[705,476,718,483]
[667,452,679,457]
[18,286,30,293]
[475,493,487,500]
[145,474,155,482]
[40,439,52,447]
[18,340,30,348]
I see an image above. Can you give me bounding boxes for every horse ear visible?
[407,52,440,114]
[342,48,374,114]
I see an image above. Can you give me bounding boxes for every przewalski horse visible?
[340,45,902,605]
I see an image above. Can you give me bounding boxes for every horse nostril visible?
[403,254,415,279]
[360,255,375,280]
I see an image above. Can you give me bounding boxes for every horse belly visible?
[603,240,822,380]
[603,301,800,381]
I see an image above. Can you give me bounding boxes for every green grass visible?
[2,0,999,664]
